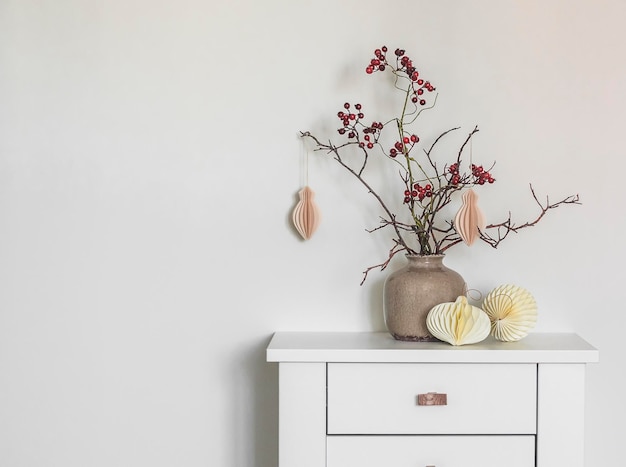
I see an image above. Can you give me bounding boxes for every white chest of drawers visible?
[266,332,598,467]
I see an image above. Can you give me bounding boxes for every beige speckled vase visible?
[383,254,466,341]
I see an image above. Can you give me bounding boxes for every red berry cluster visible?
[365,46,388,74]
[389,134,420,158]
[404,183,433,204]
[337,102,364,139]
[448,163,496,186]
[336,102,383,149]
[395,49,435,106]
[366,46,435,106]
[448,163,461,185]
[359,121,383,149]
[471,164,495,185]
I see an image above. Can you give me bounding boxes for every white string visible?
[305,146,309,186]
[300,138,311,187]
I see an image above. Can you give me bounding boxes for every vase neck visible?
[405,254,446,268]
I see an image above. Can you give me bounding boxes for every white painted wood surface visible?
[327,363,537,434]
[537,363,586,467]
[278,363,326,467]
[268,332,598,467]
[267,332,599,363]
[327,435,536,467]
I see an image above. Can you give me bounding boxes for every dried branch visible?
[360,241,407,285]
[456,126,480,164]
[298,46,580,284]
[300,131,418,256]
[479,184,581,248]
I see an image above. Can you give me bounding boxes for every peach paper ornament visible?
[292,186,320,240]
[454,188,485,246]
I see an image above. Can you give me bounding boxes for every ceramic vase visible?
[383,254,466,341]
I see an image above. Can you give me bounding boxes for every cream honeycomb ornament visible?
[482,284,538,342]
[426,296,491,346]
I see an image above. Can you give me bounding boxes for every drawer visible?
[327,363,536,434]
[327,435,535,467]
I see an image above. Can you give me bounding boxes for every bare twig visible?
[300,131,418,256]
[360,241,407,285]
[479,184,581,248]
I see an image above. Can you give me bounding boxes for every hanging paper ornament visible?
[454,188,485,246]
[292,186,321,240]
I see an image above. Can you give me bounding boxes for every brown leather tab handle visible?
[417,392,447,406]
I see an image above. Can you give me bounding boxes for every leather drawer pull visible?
[417,392,447,406]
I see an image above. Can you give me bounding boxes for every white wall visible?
[0,0,623,465]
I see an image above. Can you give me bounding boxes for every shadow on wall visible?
[232,334,278,467]
[367,275,386,332]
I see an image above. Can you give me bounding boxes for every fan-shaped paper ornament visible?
[292,186,321,240]
[454,189,485,246]
[482,284,538,342]
[426,296,491,346]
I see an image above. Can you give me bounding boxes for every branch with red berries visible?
[301,45,581,284]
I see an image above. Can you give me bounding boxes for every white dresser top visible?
[266,332,599,363]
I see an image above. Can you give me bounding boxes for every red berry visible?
[367,142,373,149]
[379,65,385,71]
[410,134,418,142]
[344,103,350,109]
[355,103,362,110]
[411,190,418,197]
[382,46,388,52]
[419,99,426,105]
[366,66,374,74]
[403,136,410,144]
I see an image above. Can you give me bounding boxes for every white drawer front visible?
[327,435,535,467]
[327,363,536,434]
